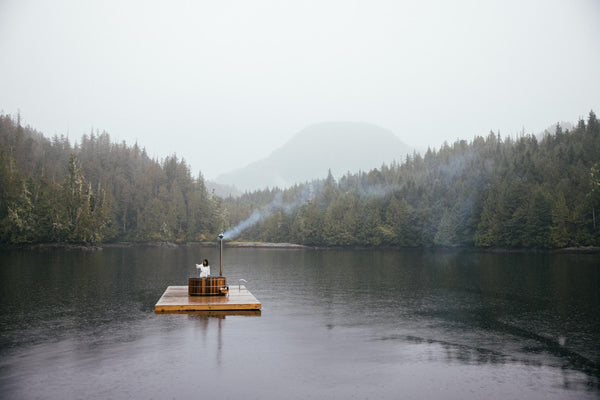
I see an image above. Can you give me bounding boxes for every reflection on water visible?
[0,247,598,399]
[178,310,262,318]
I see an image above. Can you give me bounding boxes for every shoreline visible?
[0,241,312,251]
[1,242,599,253]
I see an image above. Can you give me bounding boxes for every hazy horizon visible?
[1,0,599,180]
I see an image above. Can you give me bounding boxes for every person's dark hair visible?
[203,259,209,265]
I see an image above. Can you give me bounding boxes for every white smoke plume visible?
[223,183,317,239]
[222,176,412,240]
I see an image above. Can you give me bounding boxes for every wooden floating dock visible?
[155,285,261,312]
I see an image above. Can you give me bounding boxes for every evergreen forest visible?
[1,111,599,248]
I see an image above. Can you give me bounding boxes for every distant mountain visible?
[216,121,412,192]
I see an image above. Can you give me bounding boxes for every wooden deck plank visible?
[154,285,261,312]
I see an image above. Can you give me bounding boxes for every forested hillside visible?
[1,111,599,248]
[225,111,600,248]
[0,114,224,244]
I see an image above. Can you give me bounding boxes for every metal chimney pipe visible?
[218,233,224,276]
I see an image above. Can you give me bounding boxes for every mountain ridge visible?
[216,121,412,192]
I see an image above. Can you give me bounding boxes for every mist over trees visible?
[1,111,599,248]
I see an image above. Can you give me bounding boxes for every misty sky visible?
[1,0,599,180]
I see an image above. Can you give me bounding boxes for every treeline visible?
[1,111,599,248]
[0,114,225,244]
[226,111,600,248]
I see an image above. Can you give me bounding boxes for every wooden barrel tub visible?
[188,277,228,296]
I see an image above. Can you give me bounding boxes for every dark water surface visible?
[0,247,598,399]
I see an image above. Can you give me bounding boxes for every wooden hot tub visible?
[188,277,228,296]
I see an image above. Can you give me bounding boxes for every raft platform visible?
[155,285,261,312]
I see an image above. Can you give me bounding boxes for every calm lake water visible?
[0,246,599,399]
